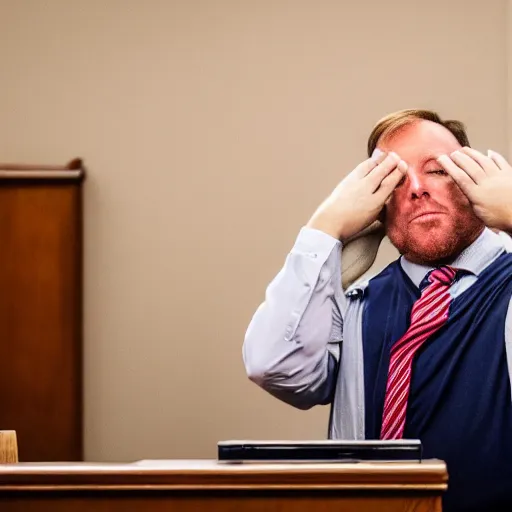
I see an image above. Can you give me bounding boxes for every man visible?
[242,109,512,512]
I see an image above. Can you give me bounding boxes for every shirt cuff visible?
[291,227,341,260]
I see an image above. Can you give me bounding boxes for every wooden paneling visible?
[0,161,84,462]
[0,494,443,512]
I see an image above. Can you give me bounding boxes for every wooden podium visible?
[0,160,84,462]
[0,459,447,511]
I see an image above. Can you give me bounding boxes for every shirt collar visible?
[400,227,506,288]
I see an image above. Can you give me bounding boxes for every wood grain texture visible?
[0,494,442,512]
[0,459,448,490]
[0,432,18,463]
[0,170,83,462]
[0,460,446,511]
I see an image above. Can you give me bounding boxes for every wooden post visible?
[0,159,84,461]
[0,431,18,463]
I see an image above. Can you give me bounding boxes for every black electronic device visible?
[217,439,422,463]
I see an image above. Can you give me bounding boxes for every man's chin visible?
[402,243,456,265]
[386,215,485,266]
[391,230,461,265]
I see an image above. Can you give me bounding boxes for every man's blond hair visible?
[367,109,470,157]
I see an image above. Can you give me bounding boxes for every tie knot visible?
[418,266,457,291]
[427,266,457,286]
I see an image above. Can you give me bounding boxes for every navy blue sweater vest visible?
[362,252,512,512]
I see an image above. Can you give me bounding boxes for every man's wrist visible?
[306,213,351,241]
[306,220,341,240]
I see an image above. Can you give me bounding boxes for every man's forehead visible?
[378,119,461,160]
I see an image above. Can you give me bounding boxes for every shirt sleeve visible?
[242,226,347,410]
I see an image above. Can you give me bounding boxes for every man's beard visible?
[387,218,485,265]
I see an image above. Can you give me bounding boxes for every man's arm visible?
[242,151,407,410]
[243,227,345,410]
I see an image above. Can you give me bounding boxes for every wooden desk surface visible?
[0,459,448,512]
[0,459,447,490]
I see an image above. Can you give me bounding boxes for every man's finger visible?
[354,149,388,178]
[459,147,499,176]
[375,161,408,201]
[449,150,487,183]
[366,152,402,190]
[488,149,512,173]
[437,155,477,197]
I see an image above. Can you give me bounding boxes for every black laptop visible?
[217,439,422,463]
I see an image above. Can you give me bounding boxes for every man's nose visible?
[407,169,429,198]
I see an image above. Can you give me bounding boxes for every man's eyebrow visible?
[421,155,442,166]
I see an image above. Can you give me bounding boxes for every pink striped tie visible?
[380,266,457,440]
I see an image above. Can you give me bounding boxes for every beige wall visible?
[0,0,509,461]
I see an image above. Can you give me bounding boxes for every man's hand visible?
[437,147,512,233]
[306,150,407,241]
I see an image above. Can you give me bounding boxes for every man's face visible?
[379,120,485,265]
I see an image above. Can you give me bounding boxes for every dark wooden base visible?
[0,492,441,511]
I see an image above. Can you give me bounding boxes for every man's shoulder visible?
[489,249,512,271]
[344,259,402,298]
